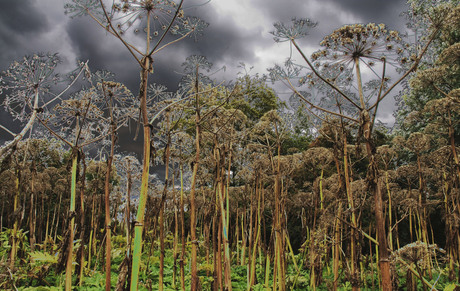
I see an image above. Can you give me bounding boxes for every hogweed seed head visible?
[1,53,61,122]
[271,18,317,42]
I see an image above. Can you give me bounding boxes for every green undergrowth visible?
[1,230,459,290]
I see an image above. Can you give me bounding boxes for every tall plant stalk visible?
[65,151,78,291]
[159,109,172,291]
[130,41,153,291]
[103,105,117,290]
[180,162,186,291]
[189,66,202,290]
[9,169,20,270]
[77,157,87,286]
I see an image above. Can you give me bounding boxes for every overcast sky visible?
[0,0,409,153]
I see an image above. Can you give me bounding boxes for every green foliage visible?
[29,251,58,264]
[444,283,460,291]
[230,74,284,123]
[19,287,62,291]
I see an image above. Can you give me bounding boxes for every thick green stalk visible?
[236,209,240,265]
[29,162,36,252]
[159,112,171,291]
[173,171,178,289]
[273,125,285,291]
[130,51,152,290]
[78,160,86,287]
[125,160,132,252]
[190,67,201,290]
[286,235,299,273]
[65,152,78,291]
[87,193,96,270]
[319,168,324,210]
[10,169,20,270]
[356,56,390,289]
[249,182,262,289]
[180,163,186,291]
[333,202,343,291]
[217,212,223,290]
[241,212,246,265]
[130,9,152,288]
[396,258,436,290]
[218,181,232,290]
[386,171,393,251]
[104,126,115,290]
[265,252,271,289]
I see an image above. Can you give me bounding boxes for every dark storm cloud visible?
[254,0,408,46]
[0,0,49,36]
[182,5,260,65]
[325,0,407,29]
[184,22,258,66]
[254,0,314,22]
[0,0,50,67]
[254,0,407,27]
[65,17,143,91]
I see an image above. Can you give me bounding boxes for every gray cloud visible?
[325,0,407,29]
[0,0,50,67]
[254,0,407,44]
[0,1,49,35]
[65,17,142,89]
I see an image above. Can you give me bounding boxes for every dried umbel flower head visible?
[271,18,318,42]
[404,1,456,46]
[405,132,431,154]
[96,80,137,126]
[396,165,418,186]
[422,122,447,136]
[277,154,302,176]
[64,0,101,18]
[410,65,449,91]
[392,241,439,270]
[376,145,397,168]
[350,178,368,204]
[252,110,287,145]
[179,55,214,93]
[438,42,460,64]
[401,110,422,129]
[51,89,108,142]
[425,97,460,118]
[302,147,333,168]
[433,2,460,32]
[114,154,142,178]
[54,90,102,120]
[65,0,207,41]
[267,59,302,83]
[398,189,420,213]
[1,53,60,122]
[311,23,408,68]
[318,118,345,145]
[448,88,460,100]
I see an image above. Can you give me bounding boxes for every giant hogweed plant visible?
[36,68,135,289]
[269,5,452,289]
[64,2,207,288]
